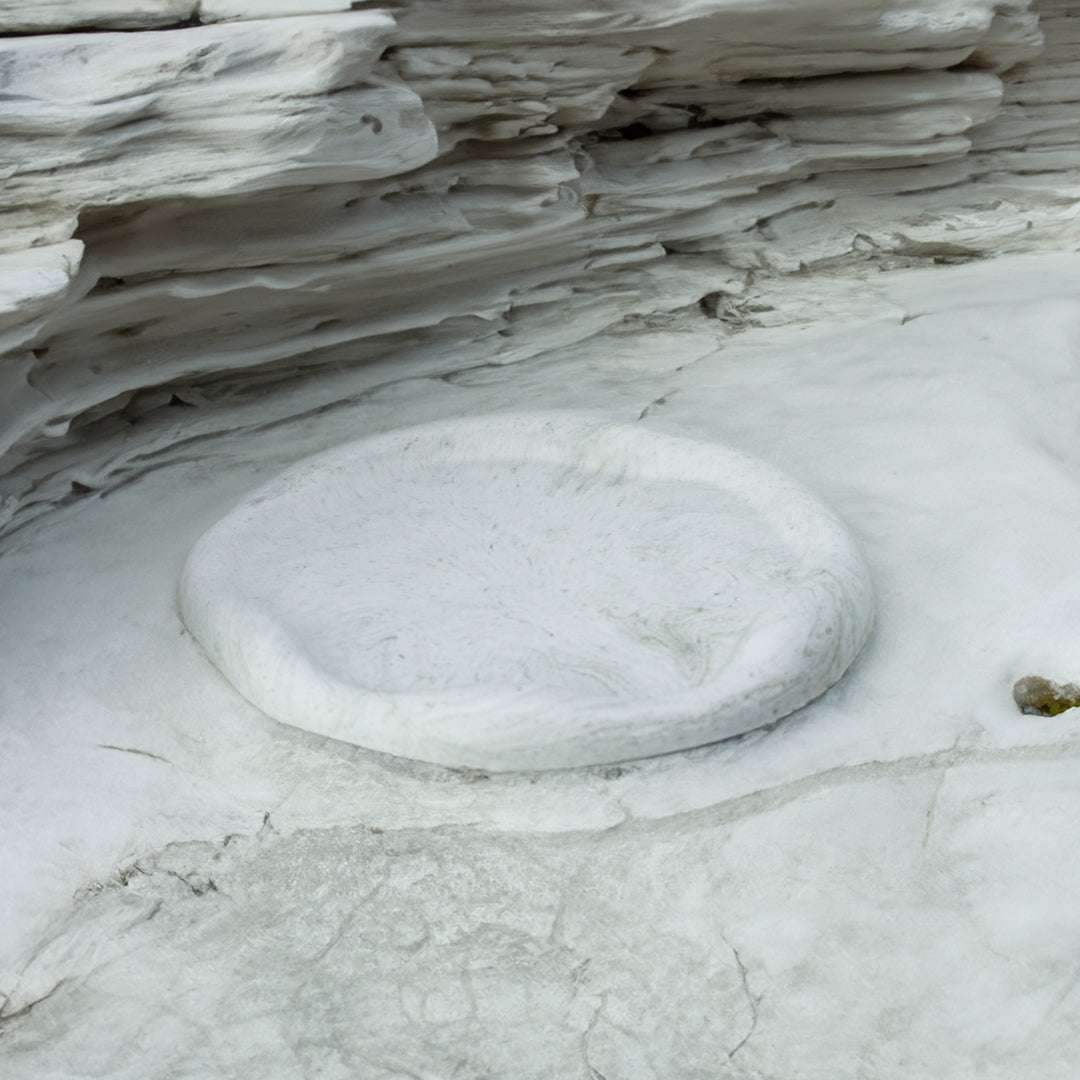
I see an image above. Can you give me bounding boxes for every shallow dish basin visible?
[179,413,874,770]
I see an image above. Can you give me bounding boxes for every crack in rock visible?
[722,937,762,1060]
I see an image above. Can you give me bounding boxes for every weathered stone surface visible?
[1,0,1079,530]
[3,253,1080,1079]
[178,415,874,769]
[2,12,1080,1075]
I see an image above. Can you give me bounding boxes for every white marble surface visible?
[2,1,1080,1076]
[3,255,1080,1076]
[2,0,1078,502]
[179,414,873,770]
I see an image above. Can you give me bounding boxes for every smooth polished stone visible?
[179,413,874,770]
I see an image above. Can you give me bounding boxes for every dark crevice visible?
[0,11,203,37]
[592,111,781,144]
[610,121,652,141]
[168,13,204,30]
[698,292,724,318]
[99,744,172,764]
[91,276,127,293]
[0,979,67,1025]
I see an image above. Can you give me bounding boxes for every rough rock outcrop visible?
[1,0,1078,533]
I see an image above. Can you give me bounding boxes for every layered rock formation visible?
[4,8,1080,1075]
[1,0,1078,534]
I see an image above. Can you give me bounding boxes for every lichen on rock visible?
[1013,674,1080,716]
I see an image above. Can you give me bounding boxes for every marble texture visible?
[179,414,873,769]
[2,0,1080,526]
[7,755,1080,1080]
[2,2,1080,1078]
[3,255,1080,1078]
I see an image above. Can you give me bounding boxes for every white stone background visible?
[2,2,1080,1077]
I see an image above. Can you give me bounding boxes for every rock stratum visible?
[5,7,1080,1074]
[1,0,1079,534]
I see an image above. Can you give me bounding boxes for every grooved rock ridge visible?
[1,0,1079,532]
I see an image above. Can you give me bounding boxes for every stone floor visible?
[3,254,1080,1077]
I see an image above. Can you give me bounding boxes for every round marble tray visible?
[179,414,874,771]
